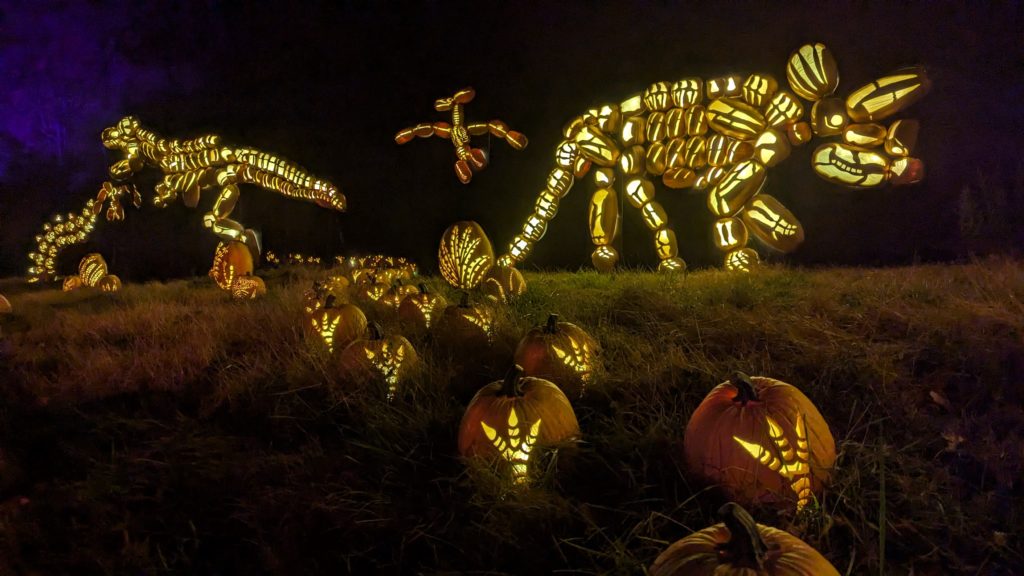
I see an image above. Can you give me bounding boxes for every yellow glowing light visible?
[480,407,543,485]
[438,221,495,290]
[733,413,813,510]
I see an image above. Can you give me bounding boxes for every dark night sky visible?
[1,0,1022,279]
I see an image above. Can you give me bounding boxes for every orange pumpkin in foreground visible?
[306,295,367,355]
[684,373,836,511]
[459,366,580,485]
[649,502,839,575]
[514,314,600,399]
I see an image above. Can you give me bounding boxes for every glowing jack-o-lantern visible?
[62,276,84,292]
[209,241,254,291]
[398,283,448,332]
[514,314,600,399]
[79,253,108,287]
[381,279,418,310]
[437,292,494,345]
[96,275,122,293]
[458,366,580,485]
[438,221,495,290]
[355,274,390,305]
[339,323,420,401]
[650,502,840,576]
[230,275,266,300]
[306,296,367,355]
[481,265,527,303]
[684,373,836,511]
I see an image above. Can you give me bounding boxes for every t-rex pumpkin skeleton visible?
[27,116,345,283]
[493,43,929,273]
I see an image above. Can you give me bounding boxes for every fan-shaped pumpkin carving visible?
[684,373,835,511]
[650,502,839,575]
[514,314,600,399]
[458,366,580,485]
[438,220,494,290]
[481,265,527,303]
[338,322,420,401]
[398,283,448,332]
[306,295,367,354]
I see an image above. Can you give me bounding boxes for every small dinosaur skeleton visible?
[28,116,345,283]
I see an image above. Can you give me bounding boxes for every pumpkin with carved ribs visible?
[459,366,580,485]
[684,373,835,511]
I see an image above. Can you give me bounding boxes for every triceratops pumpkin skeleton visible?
[494,43,930,272]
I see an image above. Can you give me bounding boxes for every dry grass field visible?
[0,259,1021,574]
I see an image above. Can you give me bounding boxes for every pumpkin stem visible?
[500,364,525,397]
[367,321,383,340]
[731,371,759,405]
[459,291,470,307]
[544,313,559,334]
[418,282,429,295]
[717,502,768,569]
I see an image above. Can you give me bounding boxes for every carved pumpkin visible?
[338,323,420,401]
[481,265,527,303]
[437,292,494,344]
[458,366,580,485]
[0,295,10,314]
[230,275,266,300]
[650,502,839,575]
[355,274,389,304]
[62,276,84,292]
[381,279,418,310]
[514,314,600,399]
[96,275,122,293]
[684,373,836,511]
[438,220,495,290]
[79,253,108,287]
[397,283,448,332]
[306,295,367,354]
[209,241,254,291]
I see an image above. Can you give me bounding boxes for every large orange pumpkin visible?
[649,502,839,575]
[513,314,600,399]
[209,241,255,291]
[397,283,448,332]
[684,373,836,511]
[338,323,420,401]
[458,366,580,485]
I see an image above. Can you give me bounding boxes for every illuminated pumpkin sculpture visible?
[649,502,839,575]
[486,43,928,272]
[209,241,265,299]
[514,314,600,399]
[684,373,836,511]
[398,283,448,332]
[458,366,580,485]
[61,254,123,293]
[27,116,344,284]
[306,295,368,355]
[438,221,495,290]
[338,322,420,401]
[395,87,528,184]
